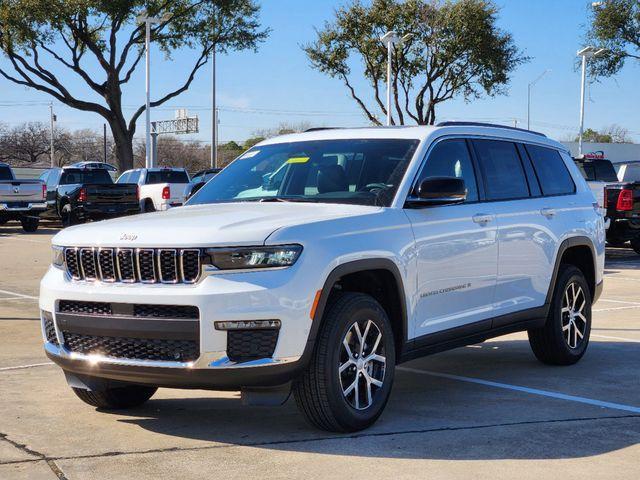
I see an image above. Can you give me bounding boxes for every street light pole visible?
[379,32,412,126]
[577,46,606,156]
[211,48,217,168]
[49,103,55,167]
[527,69,551,130]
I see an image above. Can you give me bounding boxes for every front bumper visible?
[40,262,317,389]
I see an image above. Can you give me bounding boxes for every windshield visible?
[188,139,419,207]
[576,160,618,183]
[146,170,189,184]
[60,169,113,185]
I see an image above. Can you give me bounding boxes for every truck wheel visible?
[20,216,39,233]
[293,292,395,432]
[61,204,77,227]
[72,385,157,409]
[630,237,640,254]
[528,265,592,365]
[606,237,627,248]
[144,199,156,213]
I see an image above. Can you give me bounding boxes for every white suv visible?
[40,123,605,432]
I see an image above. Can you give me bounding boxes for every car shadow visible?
[605,247,640,270]
[0,224,60,236]
[102,339,639,460]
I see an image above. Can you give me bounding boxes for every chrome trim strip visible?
[208,355,301,369]
[55,311,199,322]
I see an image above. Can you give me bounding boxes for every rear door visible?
[405,138,498,338]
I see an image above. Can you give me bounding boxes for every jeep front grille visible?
[63,247,202,284]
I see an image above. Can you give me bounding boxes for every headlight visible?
[204,245,302,270]
[52,245,65,269]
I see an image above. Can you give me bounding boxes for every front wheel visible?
[630,237,640,255]
[20,216,39,233]
[72,385,157,409]
[528,265,592,365]
[293,292,395,432]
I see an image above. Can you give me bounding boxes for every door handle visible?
[472,214,494,224]
[540,207,556,218]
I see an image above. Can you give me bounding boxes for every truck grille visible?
[62,333,199,362]
[57,301,198,320]
[43,314,58,346]
[59,300,112,316]
[63,247,202,284]
[227,329,279,362]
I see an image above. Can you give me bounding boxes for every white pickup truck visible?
[0,163,46,232]
[116,167,190,212]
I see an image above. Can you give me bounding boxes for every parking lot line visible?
[592,334,640,343]
[0,289,38,300]
[398,367,640,414]
[599,298,640,306]
[0,362,53,372]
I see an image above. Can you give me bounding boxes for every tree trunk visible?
[109,117,134,172]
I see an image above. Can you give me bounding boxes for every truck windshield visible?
[187,138,419,207]
[0,166,13,181]
[576,160,618,183]
[145,170,189,184]
[60,169,113,185]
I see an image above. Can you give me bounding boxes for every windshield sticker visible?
[287,156,310,164]
[240,150,260,159]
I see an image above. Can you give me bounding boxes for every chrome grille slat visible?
[65,247,201,284]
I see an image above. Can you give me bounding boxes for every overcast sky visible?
[1,0,638,145]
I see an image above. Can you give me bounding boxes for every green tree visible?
[242,136,265,150]
[586,0,640,77]
[0,0,268,170]
[304,0,527,125]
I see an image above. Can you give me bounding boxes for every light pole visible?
[211,48,217,168]
[527,69,551,130]
[380,31,412,126]
[49,103,56,167]
[577,46,606,156]
[137,12,168,168]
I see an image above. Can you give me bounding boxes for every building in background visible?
[561,142,640,163]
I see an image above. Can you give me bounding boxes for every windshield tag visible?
[287,156,310,164]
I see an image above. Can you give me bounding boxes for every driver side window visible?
[417,139,479,202]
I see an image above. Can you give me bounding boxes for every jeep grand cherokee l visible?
[40,123,605,432]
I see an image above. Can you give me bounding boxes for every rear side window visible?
[0,166,13,181]
[525,145,575,196]
[472,140,530,201]
[60,169,113,185]
[116,172,130,184]
[145,170,189,184]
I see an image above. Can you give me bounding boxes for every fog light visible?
[214,320,281,331]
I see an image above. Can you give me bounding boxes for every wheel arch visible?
[547,236,598,304]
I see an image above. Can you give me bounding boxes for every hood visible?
[52,202,381,247]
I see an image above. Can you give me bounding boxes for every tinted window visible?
[417,140,478,202]
[189,139,419,207]
[145,170,189,184]
[0,166,13,181]
[525,145,575,196]
[116,172,130,184]
[619,164,640,182]
[129,170,141,183]
[593,160,618,182]
[473,140,530,201]
[60,169,113,185]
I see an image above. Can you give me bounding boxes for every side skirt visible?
[398,306,548,364]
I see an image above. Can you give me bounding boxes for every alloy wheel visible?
[561,282,588,349]
[339,319,386,410]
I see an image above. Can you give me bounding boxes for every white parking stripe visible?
[0,289,38,300]
[0,362,53,371]
[398,367,640,414]
[592,334,640,343]
[599,298,640,306]
[593,305,640,313]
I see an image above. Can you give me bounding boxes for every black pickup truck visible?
[39,167,140,227]
[574,156,640,253]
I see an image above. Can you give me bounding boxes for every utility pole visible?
[49,103,55,167]
[211,48,217,168]
[577,46,606,156]
[527,69,551,130]
[103,124,107,164]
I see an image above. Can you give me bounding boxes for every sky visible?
[0,0,639,146]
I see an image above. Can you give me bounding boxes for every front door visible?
[405,138,498,340]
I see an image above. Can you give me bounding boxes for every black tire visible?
[72,385,157,409]
[528,265,592,365]
[606,237,627,248]
[60,203,77,228]
[630,237,640,255]
[293,292,396,432]
[20,216,39,233]
[144,199,156,213]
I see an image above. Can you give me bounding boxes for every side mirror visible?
[407,176,467,207]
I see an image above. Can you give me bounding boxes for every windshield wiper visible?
[258,197,292,202]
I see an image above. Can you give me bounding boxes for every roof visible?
[258,123,566,151]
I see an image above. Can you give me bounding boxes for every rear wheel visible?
[630,237,640,254]
[293,292,395,432]
[144,199,156,213]
[60,203,78,228]
[528,265,592,365]
[606,237,627,248]
[20,216,39,233]
[72,385,157,409]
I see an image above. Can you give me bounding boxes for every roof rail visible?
[436,121,547,138]
[304,127,343,133]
